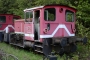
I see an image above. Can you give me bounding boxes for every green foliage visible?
[0,42,42,60]
[72,55,79,60]
[34,0,69,6]
[68,0,90,29]
[76,21,89,38]
[0,0,16,13]
[76,43,90,60]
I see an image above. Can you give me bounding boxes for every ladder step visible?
[34,40,43,54]
[34,40,41,42]
[35,50,43,53]
[35,45,43,48]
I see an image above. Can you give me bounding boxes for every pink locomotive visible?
[0,5,87,56]
[0,14,20,42]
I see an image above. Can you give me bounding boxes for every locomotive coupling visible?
[52,38,67,47]
[82,37,87,44]
[76,37,87,44]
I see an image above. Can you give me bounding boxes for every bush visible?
[76,21,90,38]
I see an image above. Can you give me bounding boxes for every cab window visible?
[25,11,33,22]
[66,10,74,22]
[44,8,56,21]
[0,16,6,23]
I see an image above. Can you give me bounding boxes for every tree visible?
[0,0,17,14]
[69,0,90,28]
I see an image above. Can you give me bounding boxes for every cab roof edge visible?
[24,6,44,12]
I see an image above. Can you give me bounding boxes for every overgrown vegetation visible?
[0,42,90,60]
[76,21,90,38]
[0,43,42,60]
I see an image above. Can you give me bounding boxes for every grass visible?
[0,41,90,60]
[0,42,43,60]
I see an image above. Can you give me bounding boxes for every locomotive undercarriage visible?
[52,38,77,55]
[9,33,24,47]
[9,33,35,48]
[42,37,87,56]
[9,33,87,56]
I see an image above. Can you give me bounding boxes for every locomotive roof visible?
[0,14,13,15]
[0,14,21,19]
[0,14,19,16]
[24,4,76,11]
[24,6,44,11]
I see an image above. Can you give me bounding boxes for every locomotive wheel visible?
[64,43,77,54]
[60,38,67,47]
[70,43,77,53]
[59,48,64,56]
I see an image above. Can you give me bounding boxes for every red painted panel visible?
[0,24,8,30]
[24,22,34,40]
[40,5,76,38]
[24,23,33,34]
[25,36,34,41]
[0,14,20,33]
[0,14,13,33]
[15,19,24,33]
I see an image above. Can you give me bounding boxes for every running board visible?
[34,45,43,48]
[35,50,43,53]
[34,40,43,54]
[34,40,41,42]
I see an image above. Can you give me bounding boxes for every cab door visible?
[34,10,40,40]
[24,11,34,40]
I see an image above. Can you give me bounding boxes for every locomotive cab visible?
[23,5,76,41]
[23,5,87,55]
